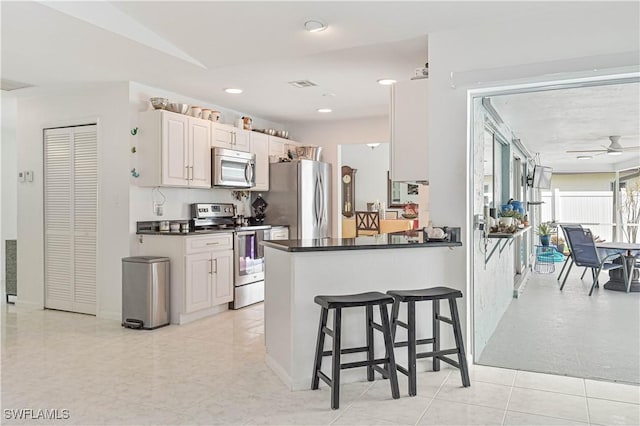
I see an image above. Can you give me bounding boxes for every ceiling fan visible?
[566,136,640,156]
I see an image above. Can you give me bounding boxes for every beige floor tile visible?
[418,399,505,425]
[585,379,640,404]
[503,411,588,425]
[436,378,512,410]
[514,370,585,396]
[336,395,432,425]
[470,364,517,386]
[588,398,640,425]
[507,387,589,423]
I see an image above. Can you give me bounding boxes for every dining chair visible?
[560,228,629,296]
[355,211,381,236]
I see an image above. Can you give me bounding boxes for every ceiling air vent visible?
[288,80,318,88]
[1,79,34,91]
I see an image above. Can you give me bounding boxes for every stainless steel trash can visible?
[122,256,170,329]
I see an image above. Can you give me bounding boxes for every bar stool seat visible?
[312,291,400,409]
[387,286,470,397]
[387,287,462,302]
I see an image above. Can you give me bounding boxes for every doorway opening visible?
[468,74,640,384]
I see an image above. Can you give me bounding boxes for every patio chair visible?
[560,228,629,296]
[557,224,587,282]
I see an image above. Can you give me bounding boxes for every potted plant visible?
[499,209,517,227]
[537,222,552,246]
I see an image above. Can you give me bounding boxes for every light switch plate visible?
[25,171,34,182]
[18,171,25,182]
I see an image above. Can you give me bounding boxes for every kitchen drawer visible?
[185,233,233,253]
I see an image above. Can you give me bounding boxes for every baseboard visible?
[97,310,121,321]
[265,353,293,390]
[178,304,228,325]
[15,300,43,310]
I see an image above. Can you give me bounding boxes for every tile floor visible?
[2,303,639,425]
[478,270,640,384]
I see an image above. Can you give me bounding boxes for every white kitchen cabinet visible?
[390,78,429,182]
[137,233,234,325]
[137,110,211,188]
[212,123,250,152]
[268,136,286,161]
[251,131,269,191]
[270,226,289,240]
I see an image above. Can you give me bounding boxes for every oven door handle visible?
[236,231,256,237]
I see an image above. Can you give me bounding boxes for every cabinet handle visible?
[212,259,217,273]
[189,166,194,180]
[206,242,219,245]
[185,165,189,181]
[232,131,236,145]
[209,258,213,274]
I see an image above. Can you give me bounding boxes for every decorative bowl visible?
[401,213,418,219]
[150,97,168,110]
[167,103,189,114]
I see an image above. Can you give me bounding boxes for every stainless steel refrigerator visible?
[262,160,331,239]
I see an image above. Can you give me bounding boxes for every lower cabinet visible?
[137,233,234,324]
[185,250,233,313]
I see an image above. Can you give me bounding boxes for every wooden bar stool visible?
[311,291,400,409]
[387,287,470,396]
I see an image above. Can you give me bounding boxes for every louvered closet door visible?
[44,125,97,315]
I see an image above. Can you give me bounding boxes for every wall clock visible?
[341,165,356,217]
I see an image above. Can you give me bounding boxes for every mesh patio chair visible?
[560,228,629,296]
[556,224,587,282]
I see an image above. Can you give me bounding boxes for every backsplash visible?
[130,186,249,224]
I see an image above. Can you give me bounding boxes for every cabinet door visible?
[185,252,213,313]
[162,113,189,186]
[233,129,251,152]
[390,78,428,182]
[251,132,269,191]
[211,250,233,306]
[268,136,285,160]
[212,123,234,149]
[189,118,212,188]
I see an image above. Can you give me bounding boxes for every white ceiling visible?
[490,82,640,173]
[3,1,639,175]
[1,1,618,124]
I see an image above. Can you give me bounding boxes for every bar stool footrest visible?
[394,338,435,348]
[417,348,459,359]
[341,358,390,370]
[396,364,409,376]
[436,355,461,369]
[435,314,453,325]
[317,371,332,386]
[322,346,369,357]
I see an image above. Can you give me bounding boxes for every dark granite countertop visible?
[261,231,462,252]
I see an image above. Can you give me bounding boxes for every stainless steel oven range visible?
[190,203,270,309]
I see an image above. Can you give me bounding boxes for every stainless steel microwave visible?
[212,147,256,188]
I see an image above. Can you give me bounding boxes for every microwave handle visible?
[245,161,254,184]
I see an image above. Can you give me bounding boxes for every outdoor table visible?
[595,242,640,292]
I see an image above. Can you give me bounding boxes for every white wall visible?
[16,83,130,317]
[552,173,615,191]
[1,92,18,296]
[286,116,389,236]
[340,143,390,211]
[428,3,639,354]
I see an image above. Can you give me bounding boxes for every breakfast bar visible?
[261,232,462,390]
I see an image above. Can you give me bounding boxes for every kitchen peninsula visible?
[262,232,462,390]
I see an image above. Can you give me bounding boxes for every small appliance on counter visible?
[251,194,268,224]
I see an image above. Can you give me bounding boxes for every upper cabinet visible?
[390,78,429,183]
[212,123,250,152]
[250,132,269,191]
[137,110,211,188]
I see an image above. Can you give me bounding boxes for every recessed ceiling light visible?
[304,20,327,33]
[577,155,592,160]
[224,88,243,94]
[377,79,397,86]
[366,143,381,150]
[317,108,332,113]
[607,150,623,156]
[322,93,336,97]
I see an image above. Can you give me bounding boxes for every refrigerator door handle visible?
[314,175,322,227]
[317,174,325,227]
